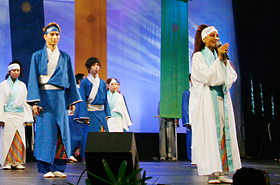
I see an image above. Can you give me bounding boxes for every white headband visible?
[201,26,218,40]
[8,63,20,71]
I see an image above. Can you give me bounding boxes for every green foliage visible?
[87,159,152,185]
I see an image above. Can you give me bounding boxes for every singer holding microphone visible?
[189,24,241,184]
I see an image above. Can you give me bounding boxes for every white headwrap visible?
[201,26,218,40]
[8,63,20,71]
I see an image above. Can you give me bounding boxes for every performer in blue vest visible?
[27,22,81,178]
[75,57,111,161]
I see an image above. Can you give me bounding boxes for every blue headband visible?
[44,26,60,35]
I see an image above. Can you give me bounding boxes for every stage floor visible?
[0,159,280,185]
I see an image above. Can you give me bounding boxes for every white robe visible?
[0,79,33,165]
[189,52,241,175]
[108,92,132,132]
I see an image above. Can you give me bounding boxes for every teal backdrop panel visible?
[160,0,189,118]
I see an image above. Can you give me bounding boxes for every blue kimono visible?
[27,45,81,167]
[76,77,111,159]
[69,113,83,157]
[69,88,83,157]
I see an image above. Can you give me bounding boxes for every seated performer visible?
[106,78,132,132]
[0,60,33,170]
[27,22,81,178]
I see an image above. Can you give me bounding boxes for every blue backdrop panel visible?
[107,0,161,132]
[43,0,75,69]
[9,0,45,84]
[0,0,12,80]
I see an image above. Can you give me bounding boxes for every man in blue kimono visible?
[75,57,111,161]
[27,22,81,178]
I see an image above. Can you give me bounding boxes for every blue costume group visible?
[27,45,81,173]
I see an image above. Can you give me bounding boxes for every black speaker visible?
[85,132,140,184]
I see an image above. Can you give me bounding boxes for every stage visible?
[0,159,280,185]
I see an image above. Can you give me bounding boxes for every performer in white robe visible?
[115,79,133,130]
[0,61,33,170]
[189,25,241,184]
[106,78,132,132]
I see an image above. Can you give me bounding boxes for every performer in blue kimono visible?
[75,57,111,161]
[182,74,192,161]
[68,73,84,163]
[27,22,81,178]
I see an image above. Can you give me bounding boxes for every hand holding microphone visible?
[216,41,229,60]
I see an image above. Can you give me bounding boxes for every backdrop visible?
[0,0,240,134]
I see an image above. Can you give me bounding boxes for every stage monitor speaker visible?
[85,132,140,184]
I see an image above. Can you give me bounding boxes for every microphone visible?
[216,41,229,60]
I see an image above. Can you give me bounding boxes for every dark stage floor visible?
[0,159,280,185]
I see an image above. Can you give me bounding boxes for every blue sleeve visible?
[76,79,90,119]
[182,90,190,125]
[73,88,83,121]
[73,99,80,118]
[27,52,41,103]
[65,54,82,106]
[102,81,111,117]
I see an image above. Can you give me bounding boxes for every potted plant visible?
[67,159,152,185]
[87,159,152,185]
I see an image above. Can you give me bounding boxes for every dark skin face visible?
[8,69,20,82]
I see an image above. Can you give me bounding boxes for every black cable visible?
[76,168,87,185]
